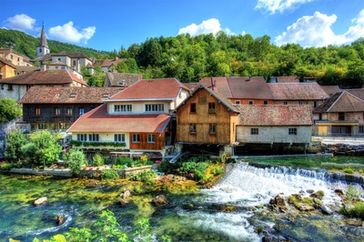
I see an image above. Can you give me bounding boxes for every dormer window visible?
[69,93,76,98]
[114,104,132,113]
[145,104,164,112]
[102,94,109,98]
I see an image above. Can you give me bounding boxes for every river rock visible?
[269,194,288,213]
[55,215,65,225]
[152,195,168,206]
[306,189,315,194]
[33,197,47,206]
[119,190,131,206]
[321,205,333,215]
[310,190,324,200]
[334,189,345,196]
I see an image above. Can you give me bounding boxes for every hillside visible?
[0,29,112,59]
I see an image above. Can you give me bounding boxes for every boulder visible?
[321,205,333,215]
[119,190,131,206]
[55,215,65,225]
[306,189,315,194]
[334,189,345,196]
[269,194,288,213]
[310,190,324,200]
[34,197,47,206]
[152,195,168,206]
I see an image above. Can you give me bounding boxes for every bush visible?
[131,170,157,185]
[346,185,362,202]
[0,98,22,123]
[114,156,134,168]
[0,162,13,170]
[101,169,119,180]
[177,161,209,181]
[4,130,27,162]
[93,153,105,167]
[66,149,88,174]
[210,165,224,176]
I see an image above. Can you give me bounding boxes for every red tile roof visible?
[19,87,122,104]
[68,104,171,133]
[237,105,313,126]
[110,78,188,100]
[269,82,328,100]
[0,70,87,86]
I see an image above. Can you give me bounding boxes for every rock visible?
[269,194,288,213]
[310,190,324,200]
[299,204,315,211]
[288,194,316,212]
[346,219,363,227]
[306,189,315,194]
[55,215,65,225]
[119,190,131,206]
[152,195,168,206]
[334,189,345,196]
[212,203,238,212]
[182,203,195,210]
[321,205,333,215]
[34,197,47,206]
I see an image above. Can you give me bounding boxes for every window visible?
[235,100,241,105]
[35,107,41,116]
[73,60,76,66]
[209,123,217,134]
[145,104,164,112]
[208,102,216,114]
[189,123,197,134]
[147,134,156,143]
[283,101,288,105]
[114,134,125,142]
[132,134,140,143]
[264,100,268,105]
[199,96,207,104]
[190,103,196,113]
[248,101,254,105]
[39,49,42,53]
[359,126,364,134]
[37,123,47,129]
[79,108,85,115]
[66,108,73,116]
[77,134,87,142]
[54,108,61,116]
[289,128,297,135]
[58,58,61,61]
[314,101,317,108]
[88,134,99,142]
[319,113,322,121]
[114,104,132,113]
[7,84,13,91]
[251,128,259,135]
[338,112,345,121]
[0,84,4,90]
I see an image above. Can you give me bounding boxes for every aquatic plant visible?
[131,170,157,185]
[340,202,364,220]
[346,185,362,202]
[94,210,129,241]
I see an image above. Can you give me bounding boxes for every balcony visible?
[71,141,127,150]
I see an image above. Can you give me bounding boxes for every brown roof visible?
[68,104,171,133]
[184,82,200,92]
[237,105,313,126]
[176,84,239,113]
[276,76,300,83]
[200,76,273,99]
[0,57,16,69]
[110,78,188,100]
[19,87,122,104]
[15,65,38,74]
[269,82,328,100]
[95,58,125,68]
[0,70,87,86]
[320,85,342,96]
[346,88,364,101]
[314,91,364,113]
[105,72,142,87]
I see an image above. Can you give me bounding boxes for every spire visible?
[39,22,48,48]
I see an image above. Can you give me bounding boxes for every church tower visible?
[36,24,50,57]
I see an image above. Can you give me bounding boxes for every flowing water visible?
[0,157,364,241]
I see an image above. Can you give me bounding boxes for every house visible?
[68,78,190,157]
[175,84,239,152]
[236,105,313,145]
[0,48,33,67]
[19,87,121,130]
[39,52,93,74]
[268,82,328,108]
[0,69,87,100]
[95,57,125,72]
[0,57,16,79]
[104,72,142,87]
[200,76,273,105]
[313,91,364,137]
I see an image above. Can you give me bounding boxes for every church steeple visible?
[37,23,50,58]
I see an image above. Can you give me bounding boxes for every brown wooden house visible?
[176,84,239,147]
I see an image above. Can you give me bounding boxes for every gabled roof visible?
[200,76,273,99]
[51,52,91,59]
[176,84,239,113]
[19,87,121,104]
[0,70,87,86]
[105,72,142,87]
[67,104,171,133]
[276,76,300,83]
[0,57,16,69]
[95,58,125,68]
[346,88,364,101]
[269,82,328,100]
[109,78,189,100]
[314,91,364,113]
[237,105,313,126]
[319,85,342,96]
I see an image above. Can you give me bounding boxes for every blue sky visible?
[1,0,364,51]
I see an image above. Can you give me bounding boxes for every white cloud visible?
[275,9,364,47]
[178,18,235,36]
[5,14,36,31]
[49,21,96,44]
[256,0,314,14]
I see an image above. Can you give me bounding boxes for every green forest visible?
[1,29,364,87]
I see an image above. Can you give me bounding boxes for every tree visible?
[65,148,88,174]
[4,130,27,162]
[0,98,22,123]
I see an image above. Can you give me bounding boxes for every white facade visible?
[0,84,27,101]
[108,101,171,115]
[72,133,130,149]
[236,126,312,144]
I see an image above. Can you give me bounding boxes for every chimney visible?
[40,64,47,71]
[210,77,215,91]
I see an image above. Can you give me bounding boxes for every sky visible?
[1,0,364,51]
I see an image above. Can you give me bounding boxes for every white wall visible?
[237,126,312,144]
[52,56,71,66]
[0,84,27,101]
[174,89,189,109]
[107,101,171,115]
[71,132,130,149]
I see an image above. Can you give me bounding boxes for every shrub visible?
[177,161,209,181]
[131,170,157,185]
[0,98,22,123]
[114,156,134,168]
[4,130,27,162]
[139,154,149,165]
[101,169,119,180]
[340,201,364,220]
[158,161,178,173]
[346,185,362,202]
[93,153,105,167]
[66,149,88,174]
[343,167,355,174]
[210,165,224,176]
[0,162,13,170]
